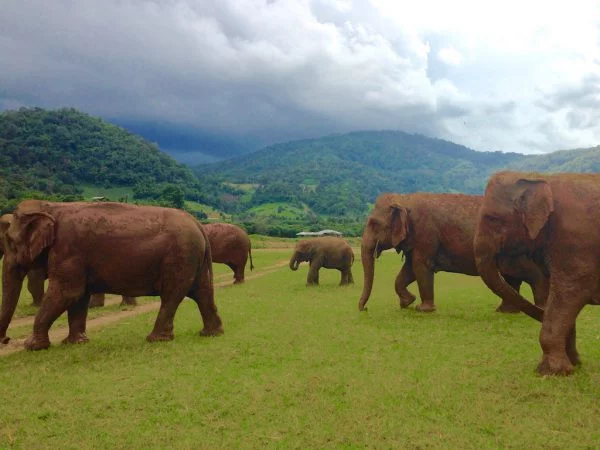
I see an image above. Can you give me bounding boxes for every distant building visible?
[296,229,343,237]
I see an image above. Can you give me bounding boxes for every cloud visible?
[437,46,463,66]
[1,0,600,158]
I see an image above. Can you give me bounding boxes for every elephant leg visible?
[412,259,435,312]
[495,276,522,313]
[192,265,223,337]
[27,269,46,307]
[531,275,549,308]
[536,280,589,376]
[226,263,243,284]
[233,263,245,284]
[25,280,82,350]
[347,269,354,285]
[395,262,416,308]
[147,293,185,342]
[566,325,580,366]
[307,263,320,285]
[120,296,137,306]
[339,269,348,285]
[62,293,90,345]
[89,293,105,308]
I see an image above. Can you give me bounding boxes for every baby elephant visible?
[289,237,354,286]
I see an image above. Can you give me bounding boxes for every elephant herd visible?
[0,170,599,377]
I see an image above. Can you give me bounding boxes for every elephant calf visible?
[289,237,354,286]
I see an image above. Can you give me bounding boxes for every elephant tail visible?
[249,247,254,271]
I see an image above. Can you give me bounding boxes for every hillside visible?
[3,107,600,237]
[0,107,233,212]
[197,130,525,213]
[509,145,600,173]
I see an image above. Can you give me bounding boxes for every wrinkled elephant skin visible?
[474,171,600,376]
[0,200,223,349]
[358,193,548,313]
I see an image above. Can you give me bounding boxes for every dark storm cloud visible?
[1,0,600,157]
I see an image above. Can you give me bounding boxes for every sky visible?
[1,0,600,162]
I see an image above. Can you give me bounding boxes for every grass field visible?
[1,249,600,448]
[81,184,134,201]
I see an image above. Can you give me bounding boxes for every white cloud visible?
[437,46,463,66]
[0,0,599,154]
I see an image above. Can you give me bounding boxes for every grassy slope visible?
[1,250,600,448]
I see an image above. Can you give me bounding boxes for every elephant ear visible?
[516,178,553,240]
[18,212,56,262]
[0,214,11,255]
[390,205,410,247]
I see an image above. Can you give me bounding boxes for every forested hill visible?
[0,108,228,209]
[509,145,600,173]
[197,131,525,215]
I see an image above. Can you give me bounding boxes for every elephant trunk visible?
[358,240,376,311]
[289,253,300,271]
[0,262,26,344]
[475,241,544,322]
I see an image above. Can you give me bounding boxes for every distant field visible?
[248,202,307,218]
[81,184,134,201]
[2,250,600,448]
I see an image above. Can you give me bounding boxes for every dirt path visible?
[0,259,289,357]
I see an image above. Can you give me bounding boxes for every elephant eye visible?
[484,214,504,224]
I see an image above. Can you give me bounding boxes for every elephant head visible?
[474,172,549,322]
[0,201,55,343]
[289,241,316,271]
[359,194,410,311]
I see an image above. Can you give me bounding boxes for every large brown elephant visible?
[359,193,549,312]
[0,214,46,307]
[289,237,354,285]
[202,222,254,284]
[1,214,136,309]
[474,171,600,376]
[0,200,223,350]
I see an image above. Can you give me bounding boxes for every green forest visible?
[0,108,238,217]
[2,107,599,236]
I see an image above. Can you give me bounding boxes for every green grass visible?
[2,251,600,448]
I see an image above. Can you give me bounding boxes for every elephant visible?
[0,214,46,307]
[89,293,137,308]
[1,214,136,309]
[202,222,254,284]
[474,171,600,376]
[359,192,549,313]
[0,200,223,350]
[289,237,354,285]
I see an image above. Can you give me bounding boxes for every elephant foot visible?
[146,332,174,342]
[415,303,436,313]
[233,279,245,285]
[399,293,417,309]
[536,354,574,376]
[496,302,521,313]
[120,297,137,306]
[62,332,89,345]
[567,349,581,366]
[200,325,224,337]
[0,336,10,345]
[24,335,51,351]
